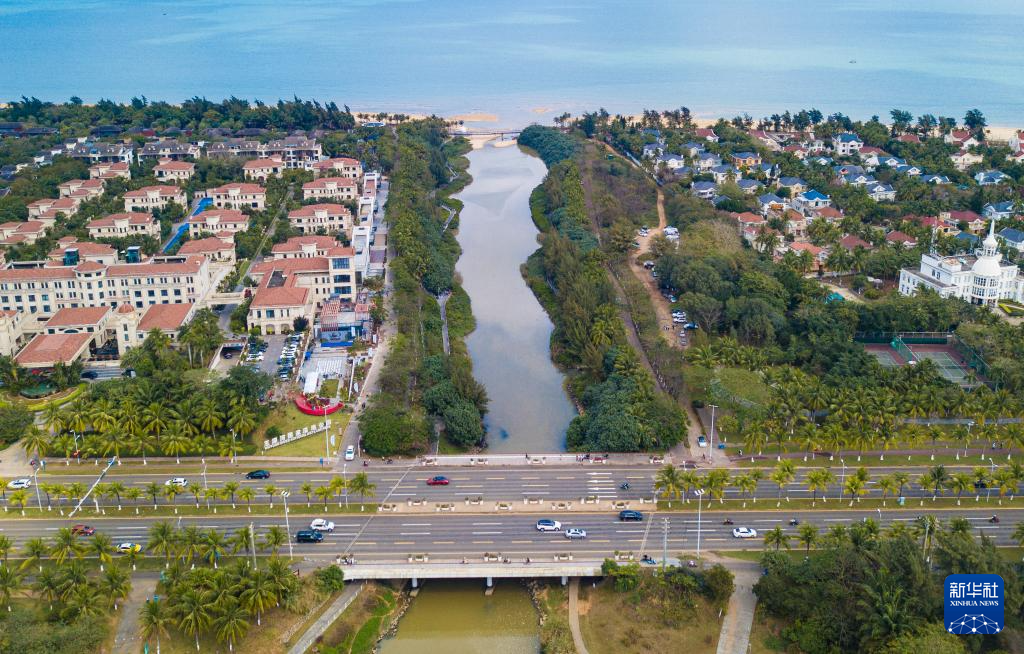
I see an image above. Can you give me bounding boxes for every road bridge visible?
[340,559,604,589]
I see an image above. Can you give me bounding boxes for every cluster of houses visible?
[0,130,387,370]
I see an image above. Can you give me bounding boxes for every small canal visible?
[378,580,539,654]
[452,142,576,453]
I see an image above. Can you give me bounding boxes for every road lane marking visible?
[485,477,505,480]
[472,531,502,535]
[523,484,549,487]
[399,532,431,536]
[510,540,533,544]
[457,485,483,489]
[472,540,494,544]
[556,476,576,480]
[401,523,432,526]
[432,541,455,544]
[471,522,502,526]
[393,541,414,545]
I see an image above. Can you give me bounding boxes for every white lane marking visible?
[471,522,503,526]
[401,523,432,526]
[399,532,431,536]
[472,531,502,535]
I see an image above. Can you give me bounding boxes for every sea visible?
[3,0,1024,128]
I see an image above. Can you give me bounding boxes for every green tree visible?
[764,526,790,551]
[140,598,171,654]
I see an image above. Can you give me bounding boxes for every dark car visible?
[223,352,233,359]
[295,530,323,543]
[245,469,270,480]
[80,370,99,380]
[618,510,644,522]
[974,481,988,490]
[426,476,450,486]
[70,524,96,536]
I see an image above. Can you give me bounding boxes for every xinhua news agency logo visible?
[945,574,1003,635]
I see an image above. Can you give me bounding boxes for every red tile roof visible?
[186,209,247,225]
[177,237,233,255]
[15,332,92,367]
[88,212,156,227]
[154,160,195,171]
[207,182,265,194]
[288,203,350,217]
[0,266,76,281]
[106,256,205,277]
[124,185,183,198]
[45,305,111,327]
[303,177,358,190]
[139,303,194,332]
[250,257,329,275]
[251,285,309,308]
[49,241,116,257]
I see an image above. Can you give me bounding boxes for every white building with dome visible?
[898,219,1024,305]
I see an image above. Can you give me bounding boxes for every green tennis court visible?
[908,349,969,383]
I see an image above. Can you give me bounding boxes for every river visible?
[378,580,540,654]
[453,142,576,453]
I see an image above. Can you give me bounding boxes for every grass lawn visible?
[748,611,789,654]
[269,413,350,458]
[319,582,399,654]
[320,378,340,398]
[578,578,721,654]
[256,403,350,457]
[685,364,770,409]
[729,450,1013,469]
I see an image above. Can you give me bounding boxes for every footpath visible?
[113,574,159,654]
[712,558,761,654]
[287,582,364,654]
[568,577,591,654]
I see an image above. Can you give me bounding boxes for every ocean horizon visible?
[3,0,1024,128]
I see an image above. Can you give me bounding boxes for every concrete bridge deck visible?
[338,559,606,587]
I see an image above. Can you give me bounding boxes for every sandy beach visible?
[449,112,499,123]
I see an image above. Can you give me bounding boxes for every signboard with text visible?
[944,574,1003,635]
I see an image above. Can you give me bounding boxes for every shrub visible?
[314,565,345,593]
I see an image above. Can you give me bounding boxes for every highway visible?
[0,508,1019,562]
[21,461,1013,508]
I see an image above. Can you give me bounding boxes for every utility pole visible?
[281,491,293,559]
[661,517,670,571]
[69,457,116,518]
[248,522,258,568]
[695,488,706,559]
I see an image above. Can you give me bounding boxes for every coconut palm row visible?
[653,461,1023,507]
[29,393,259,463]
[138,537,300,653]
[1,473,376,515]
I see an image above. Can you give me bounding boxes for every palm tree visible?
[262,526,287,555]
[920,465,951,500]
[763,526,790,551]
[264,484,278,509]
[175,588,212,652]
[238,487,256,512]
[797,523,818,552]
[805,469,836,506]
[993,469,1017,505]
[1012,522,1024,548]
[106,481,127,510]
[140,598,171,654]
[202,529,227,569]
[89,532,115,571]
[653,465,682,506]
[34,567,60,611]
[100,563,131,610]
[187,482,202,508]
[329,476,347,507]
[164,485,182,511]
[161,426,191,464]
[229,527,254,557]
[949,473,973,506]
[20,537,48,573]
[223,482,240,509]
[214,597,250,652]
[301,482,314,507]
[50,527,84,565]
[179,526,204,566]
[348,473,376,510]
[21,427,50,460]
[133,431,158,466]
[144,402,170,442]
[0,564,24,611]
[144,482,161,509]
[241,569,276,626]
[148,521,178,568]
[0,535,10,563]
[770,460,796,506]
[8,490,29,516]
[315,485,332,511]
[732,474,758,506]
[678,470,700,503]
[124,543,144,571]
[124,486,142,514]
[892,471,910,501]
[195,398,224,436]
[877,476,898,506]
[843,477,867,506]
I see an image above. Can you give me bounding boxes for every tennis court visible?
[860,334,986,388]
[864,345,900,368]
[908,348,969,383]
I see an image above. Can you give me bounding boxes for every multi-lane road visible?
[0,508,1019,562]
[17,461,1011,508]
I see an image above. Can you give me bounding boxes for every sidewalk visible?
[568,577,591,654]
[113,574,159,654]
[712,558,760,654]
[287,582,363,654]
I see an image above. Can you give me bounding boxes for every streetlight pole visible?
[248,522,258,568]
[708,404,718,450]
[231,430,237,465]
[72,431,80,465]
[661,517,669,571]
[202,461,209,510]
[343,463,349,509]
[281,490,293,559]
[988,459,995,502]
[839,461,847,501]
[695,488,706,559]
[33,466,43,511]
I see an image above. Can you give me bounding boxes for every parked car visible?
[223,352,233,359]
[536,519,562,532]
[732,527,757,538]
[7,478,31,490]
[245,469,270,480]
[344,445,355,461]
[697,435,708,448]
[310,519,335,532]
[164,477,187,488]
[70,524,96,536]
[564,528,587,540]
[117,542,142,553]
[426,476,450,486]
[618,510,644,522]
[80,370,99,379]
[295,530,324,543]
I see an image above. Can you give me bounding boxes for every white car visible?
[7,478,31,490]
[165,477,187,488]
[732,527,757,539]
[310,519,335,532]
[564,528,587,540]
[344,445,355,461]
[697,435,708,447]
[536,519,562,532]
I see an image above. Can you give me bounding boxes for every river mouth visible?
[453,143,576,453]
[378,580,540,654]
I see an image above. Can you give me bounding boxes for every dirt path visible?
[568,577,591,654]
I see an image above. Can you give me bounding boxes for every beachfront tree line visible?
[519,126,688,452]
[358,120,489,456]
[652,460,1024,509]
[754,515,1022,653]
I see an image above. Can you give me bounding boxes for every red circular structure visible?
[294,395,343,415]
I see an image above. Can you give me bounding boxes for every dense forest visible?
[358,120,488,455]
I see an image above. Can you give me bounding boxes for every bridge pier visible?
[411,576,418,589]
[561,575,568,586]
[485,576,494,595]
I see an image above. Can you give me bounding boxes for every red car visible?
[70,524,95,536]
[426,476,450,486]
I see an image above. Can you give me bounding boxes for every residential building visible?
[866,182,896,202]
[730,151,761,168]
[0,310,27,357]
[788,242,826,270]
[187,209,248,238]
[27,197,80,219]
[777,177,807,196]
[656,153,687,170]
[899,220,1024,305]
[87,212,161,240]
[265,137,322,169]
[832,133,864,156]
[885,231,918,248]
[983,201,1018,221]
[58,178,105,200]
[124,185,188,212]
[288,203,352,235]
[950,149,983,171]
[67,142,134,165]
[737,179,763,194]
[944,130,981,148]
[310,157,362,178]
[243,156,286,182]
[945,210,986,233]
[793,189,831,215]
[204,183,266,211]
[177,236,235,263]
[691,181,716,199]
[206,139,264,159]
[921,174,951,185]
[271,235,341,259]
[694,152,722,171]
[695,128,718,142]
[302,177,358,201]
[839,234,873,252]
[757,193,789,216]
[139,141,201,161]
[975,170,1010,186]
[48,238,117,266]
[997,228,1024,254]
[88,162,131,181]
[0,221,48,245]
[154,159,195,184]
